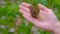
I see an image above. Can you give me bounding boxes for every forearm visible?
[54,22,60,34]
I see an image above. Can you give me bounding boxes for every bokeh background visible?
[0,0,60,34]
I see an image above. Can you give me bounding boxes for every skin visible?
[19,2,60,34]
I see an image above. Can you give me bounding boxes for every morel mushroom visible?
[29,5,44,20]
[29,5,40,18]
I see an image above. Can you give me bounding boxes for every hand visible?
[19,2,59,32]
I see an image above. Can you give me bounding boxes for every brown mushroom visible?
[29,5,40,18]
[29,5,44,20]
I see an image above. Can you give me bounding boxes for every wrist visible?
[54,21,60,34]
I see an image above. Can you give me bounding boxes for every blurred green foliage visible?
[0,0,60,34]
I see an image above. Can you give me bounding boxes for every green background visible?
[0,0,60,34]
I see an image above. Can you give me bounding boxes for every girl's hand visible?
[19,2,59,32]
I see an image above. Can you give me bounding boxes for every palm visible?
[36,9,56,31]
[19,2,58,31]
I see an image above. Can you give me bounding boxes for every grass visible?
[0,0,60,34]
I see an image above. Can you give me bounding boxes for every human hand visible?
[19,2,60,32]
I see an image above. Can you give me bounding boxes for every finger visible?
[19,5,30,13]
[38,3,54,15]
[19,9,30,16]
[20,2,31,8]
[38,3,50,12]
